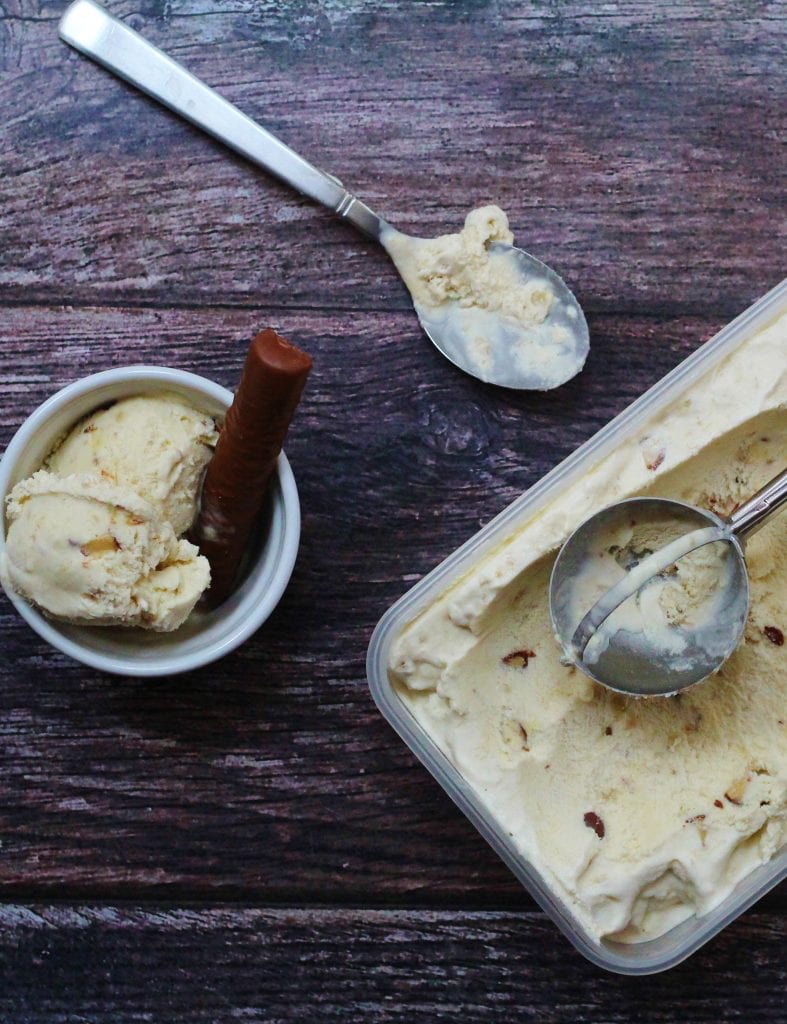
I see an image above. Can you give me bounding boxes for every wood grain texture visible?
[7,304,786,911]
[0,0,785,1011]
[0,0,784,314]
[0,906,785,1023]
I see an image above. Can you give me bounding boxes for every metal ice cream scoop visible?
[549,467,787,697]
[59,0,589,391]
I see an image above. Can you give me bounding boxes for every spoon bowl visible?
[414,243,589,390]
[549,498,749,696]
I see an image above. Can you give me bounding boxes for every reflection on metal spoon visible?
[383,207,589,390]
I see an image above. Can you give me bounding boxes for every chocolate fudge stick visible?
[191,329,312,606]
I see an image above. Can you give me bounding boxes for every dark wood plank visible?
[1,0,785,998]
[0,1,783,315]
[0,905,785,1022]
[8,304,786,913]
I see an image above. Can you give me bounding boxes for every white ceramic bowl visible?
[0,365,301,676]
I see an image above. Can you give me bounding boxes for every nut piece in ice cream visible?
[47,392,218,536]
[0,471,209,631]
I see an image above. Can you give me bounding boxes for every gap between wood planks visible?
[0,887,783,915]
[0,296,755,320]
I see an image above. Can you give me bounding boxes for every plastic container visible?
[367,280,787,974]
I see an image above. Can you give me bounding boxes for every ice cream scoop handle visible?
[58,0,387,241]
[728,466,787,540]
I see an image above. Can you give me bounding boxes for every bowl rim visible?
[0,364,301,677]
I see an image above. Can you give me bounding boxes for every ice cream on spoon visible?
[383,205,589,389]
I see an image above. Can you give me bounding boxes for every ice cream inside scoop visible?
[0,471,209,631]
[564,516,738,677]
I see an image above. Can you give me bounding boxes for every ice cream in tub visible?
[367,281,787,974]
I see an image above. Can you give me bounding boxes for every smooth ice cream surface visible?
[389,309,787,944]
[47,392,218,536]
[382,206,582,388]
[1,472,209,631]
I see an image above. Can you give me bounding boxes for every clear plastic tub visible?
[367,280,787,975]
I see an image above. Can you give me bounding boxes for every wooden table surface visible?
[1,1,785,1020]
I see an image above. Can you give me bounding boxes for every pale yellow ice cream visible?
[384,206,553,324]
[382,206,582,388]
[47,392,218,536]
[1,392,217,632]
[1,471,209,631]
[389,307,787,943]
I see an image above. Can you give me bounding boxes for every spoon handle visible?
[728,466,787,540]
[59,0,388,240]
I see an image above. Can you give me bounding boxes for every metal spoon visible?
[549,467,787,696]
[58,0,589,391]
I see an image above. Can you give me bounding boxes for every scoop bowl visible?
[549,497,750,696]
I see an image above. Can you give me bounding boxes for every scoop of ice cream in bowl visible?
[0,360,303,676]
